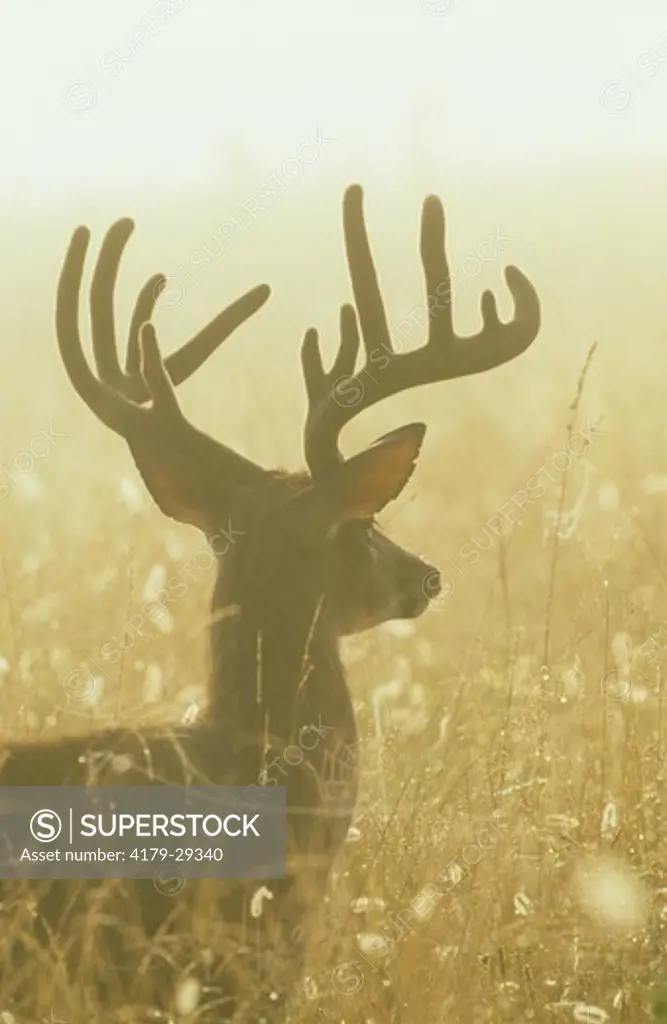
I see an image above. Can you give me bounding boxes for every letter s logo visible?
[30,810,62,843]
[332,375,364,408]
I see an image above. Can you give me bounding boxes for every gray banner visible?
[0,786,286,879]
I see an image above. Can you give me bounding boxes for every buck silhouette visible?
[0,185,540,1019]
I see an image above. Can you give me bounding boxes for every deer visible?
[0,184,540,1020]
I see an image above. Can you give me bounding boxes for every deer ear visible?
[127,440,225,532]
[328,422,426,521]
[285,423,426,541]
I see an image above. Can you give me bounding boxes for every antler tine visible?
[125,272,166,378]
[137,322,183,418]
[57,225,172,439]
[302,184,541,476]
[88,218,271,404]
[90,218,134,388]
[419,194,454,344]
[342,185,394,366]
[159,284,271,386]
[302,305,360,474]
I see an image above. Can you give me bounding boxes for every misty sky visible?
[2,0,666,202]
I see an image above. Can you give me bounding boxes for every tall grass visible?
[1,168,666,1020]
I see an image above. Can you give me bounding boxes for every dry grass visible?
[1,180,667,1021]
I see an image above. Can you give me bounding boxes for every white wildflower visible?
[175,977,200,1015]
[250,886,273,919]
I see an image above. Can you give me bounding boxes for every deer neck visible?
[206,561,355,755]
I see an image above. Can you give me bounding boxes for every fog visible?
[1,1,666,1020]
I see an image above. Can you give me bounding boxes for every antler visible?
[84,218,270,403]
[56,223,268,484]
[302,185,541,475]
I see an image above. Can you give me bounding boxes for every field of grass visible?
[1,175,667,1022]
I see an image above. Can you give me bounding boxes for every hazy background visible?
[2,0,667,457]
[2,1,667,1020]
